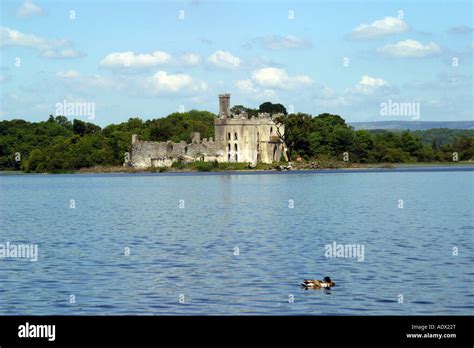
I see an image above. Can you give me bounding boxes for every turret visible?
[219,93,231,118]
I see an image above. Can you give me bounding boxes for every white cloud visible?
[146,71,207,94]
[55,68,207,97]
[250,67,313,89]
[57,70,81,78]
[43,48,81,59]
[260,89,277,101]
[207,50,240,69]
[0,26,81,58]
[235,79,278,102]
[377,39,441,57]
[350,16,408,39]
[180,53,201,65]
[235,79,256,93]
[99,51,172,68]
[17,0,43,18]
[350,75,388,95]
[56,70,120,93]
[251,68,287,87]
[313,75,391,109]
[258,35,311,49]
[359,75,388,88]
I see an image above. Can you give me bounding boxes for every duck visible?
[301,276,335,289]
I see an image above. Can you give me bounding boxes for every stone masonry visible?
[128,94,287,168]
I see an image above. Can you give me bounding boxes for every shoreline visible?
[1,162,473,176]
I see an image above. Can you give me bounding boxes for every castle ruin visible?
[128,94,287,168]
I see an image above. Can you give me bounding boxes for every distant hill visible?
[350,121,474,131]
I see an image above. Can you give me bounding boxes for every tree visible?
[450,136,474,160]
[72,119,86,136]
[72,119,101,136]
[259,102,287,115]
[149,110,215,142]
[398,131,422,156]
[23,149,45,172]
[274,113,313,159]
[230,105,258,117]
[352,130,374,162]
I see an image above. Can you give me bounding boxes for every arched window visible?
[227,132,231,140]
[234,143,238,151]
[227,143,231,151]
[270,127,273,136]
[228,153,231,161]
[235,154,238,162]
[234,132,238,140]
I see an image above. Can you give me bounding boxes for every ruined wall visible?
[128,94,287,168]
[129,134,224,168]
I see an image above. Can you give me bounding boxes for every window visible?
[227,143,231,151]
[228,153,231,161]
[234,132,238,140]
[227,132,231,140]
[234,143,238,151]
[235,154,238,162]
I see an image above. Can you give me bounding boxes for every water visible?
[0,168,473,315]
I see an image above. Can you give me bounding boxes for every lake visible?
[0,168,473,315]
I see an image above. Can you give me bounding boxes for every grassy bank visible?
[75,160,474,174]
[2,160,472,175]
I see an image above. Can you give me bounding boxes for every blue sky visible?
[1,0,473,126]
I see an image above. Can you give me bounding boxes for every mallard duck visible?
[301,276,335,289]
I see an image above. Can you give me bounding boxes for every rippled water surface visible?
[1,169,473,315]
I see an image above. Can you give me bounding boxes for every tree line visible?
[275,113,474,163]
[0,104,472,172]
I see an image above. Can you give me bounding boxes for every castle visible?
[128,94,287,168]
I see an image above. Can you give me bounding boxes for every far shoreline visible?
[1,161,473,176]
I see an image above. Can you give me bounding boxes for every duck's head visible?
[323,276,332,283]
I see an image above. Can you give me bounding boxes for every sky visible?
[0,0,473,126]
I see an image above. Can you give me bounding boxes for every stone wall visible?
[214,115,286,163]
[128,93,287,168]
[129,133,224,168]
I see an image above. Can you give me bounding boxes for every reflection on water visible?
[0,170,473,315]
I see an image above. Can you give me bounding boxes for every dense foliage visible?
[0,111,215,172]
[231,101,287,117]
[275,113,474,163]
[0,106,472,172]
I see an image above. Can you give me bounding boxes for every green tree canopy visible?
[259,102,287,115]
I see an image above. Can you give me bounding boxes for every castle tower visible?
[219,93,231,118]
